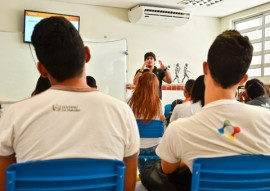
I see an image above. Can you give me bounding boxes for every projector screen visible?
[24,10,80,43]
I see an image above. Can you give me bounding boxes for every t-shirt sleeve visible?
[124,106,140,157]
[170,108,177,123]
[134,69,140,76]
[0,106,15,156]
[156,124,183,163]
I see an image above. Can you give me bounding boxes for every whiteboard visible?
[0,32,39,102]
[0,32,127,102]
[84,39,127,101]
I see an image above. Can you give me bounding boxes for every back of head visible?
[86,76,97,88]
[191,75,205,106]
[244,78,262,89]
[128,72,161,120]
[184,79,195,98]
[207,30,253,88]
[144,52,156,61]
[31,16,85,82]
[246,79,266,99]
[135,72,159,96]
[31,76,51,96]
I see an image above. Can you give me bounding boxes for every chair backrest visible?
[6,158,125,191]
[191,155,270,191]
[136,120,164,138]
[164,104,171,117]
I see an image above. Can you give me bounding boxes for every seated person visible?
[170,75,205,123]
[166,79,195,123]
[181,79,195,103]
[128,72,165,174]
[0,17,139,191]
[245,79,270,108]
[239,79,266,103]
[156,30,270,190]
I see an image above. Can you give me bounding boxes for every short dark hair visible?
[144,52,156,61]
[207,30,253,88]
[244,78,262,89]
[191,75,205,106]
[86,76,97,88]
[246,79,266,99]
[31,16,85,82]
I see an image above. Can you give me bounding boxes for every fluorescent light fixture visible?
[179,0,223,6]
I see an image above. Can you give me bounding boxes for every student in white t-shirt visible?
[155,30,270,190]
[170,75,205,123]
[0,17,140,191]
[128,72,165,174]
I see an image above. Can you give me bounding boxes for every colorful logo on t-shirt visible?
[218,120,241,141]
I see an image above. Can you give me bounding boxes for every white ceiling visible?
[52,0,270,17]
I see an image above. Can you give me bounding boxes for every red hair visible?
[128,72,162,120]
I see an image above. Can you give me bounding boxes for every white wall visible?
[0,0,220,85]
[221,3,270,83]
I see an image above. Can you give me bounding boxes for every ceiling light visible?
[179,0,223,6]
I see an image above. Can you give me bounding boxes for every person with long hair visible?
[170,75,205,123]
[128,72,165,173]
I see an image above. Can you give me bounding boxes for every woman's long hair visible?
[191,75,205,106]
[128,72,161,120]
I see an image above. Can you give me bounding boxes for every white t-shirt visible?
[170,101,202,123]
[156,99,270,171]
[0,89,140,162]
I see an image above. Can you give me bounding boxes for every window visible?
[234,10,270,77]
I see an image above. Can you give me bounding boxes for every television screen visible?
[24,10,80,43]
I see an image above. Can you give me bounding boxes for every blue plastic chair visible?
[6,158,125,191]
[164,104,172,118]
[136,120,164,159]
[191,155,270,191]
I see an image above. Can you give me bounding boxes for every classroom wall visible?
[0,0,221,106]
[0,0,220,85]
[221,3,270,83]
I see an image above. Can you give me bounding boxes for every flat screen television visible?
[24,10,80,43]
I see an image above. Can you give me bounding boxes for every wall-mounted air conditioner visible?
[128,5,191,27]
